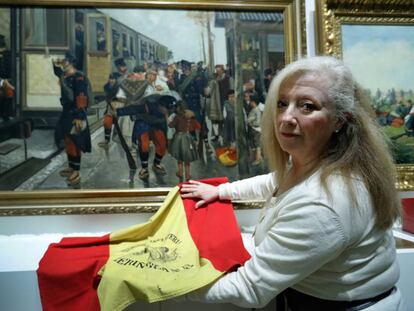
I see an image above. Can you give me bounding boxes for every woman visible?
[168,101,201,181]
[181,56,404,310]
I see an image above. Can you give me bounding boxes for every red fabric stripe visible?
[402,198,414,234]
[37,234,110,311]
[37,178,251,310]
[181,177,251,272]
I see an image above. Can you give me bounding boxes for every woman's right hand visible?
[180,180,219,209]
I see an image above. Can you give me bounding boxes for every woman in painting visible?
[168,101,201,181]
[181,56,404,310]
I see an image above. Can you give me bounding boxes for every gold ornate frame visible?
[0,0,303,216]
[316,0,414,191]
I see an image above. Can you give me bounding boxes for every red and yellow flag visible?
[37,177,250,311]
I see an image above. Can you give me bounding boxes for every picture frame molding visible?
[316,0,414,191]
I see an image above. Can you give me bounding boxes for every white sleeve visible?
[144,85,153,96]
[156,79,169,92]
[188,201,347,308]
[258,103,265,112]
[0,79,3,87]
[116,87,127,99]
[168,113,176,122]
[218,172,277,200]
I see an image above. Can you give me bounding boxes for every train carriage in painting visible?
[0,7,169,129]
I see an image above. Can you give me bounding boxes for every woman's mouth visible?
[281,132,298,138]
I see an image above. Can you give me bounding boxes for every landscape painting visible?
[342,24,414,165]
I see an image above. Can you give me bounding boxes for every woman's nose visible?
[281,105,297,124]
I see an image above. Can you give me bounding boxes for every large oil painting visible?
[0,0,304,215]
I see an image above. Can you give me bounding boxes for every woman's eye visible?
[277,100,287,108]
[301,102,316,112]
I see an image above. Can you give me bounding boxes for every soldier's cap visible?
[64,51,77,65]
[133,65,146,73]
[114,58,127,67]
[181,60,192,70]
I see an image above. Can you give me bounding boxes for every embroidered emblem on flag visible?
[37,177,250,311]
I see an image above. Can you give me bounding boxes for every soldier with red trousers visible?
[98,58,128,149]
[54,52,92,186]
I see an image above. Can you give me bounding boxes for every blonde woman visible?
[181,56,404,310]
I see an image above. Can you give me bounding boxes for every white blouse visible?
[188,171,403,310]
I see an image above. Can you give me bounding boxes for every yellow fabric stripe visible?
[97,186,223,311]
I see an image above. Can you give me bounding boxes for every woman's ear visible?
[335,113,351,132]
[335,122,344,133]
[334,117,346,133]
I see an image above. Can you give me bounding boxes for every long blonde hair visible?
[261,56,400,229]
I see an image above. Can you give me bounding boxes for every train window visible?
[23,8,68,48]
[141,40,148,61]
[122,33,128,57]
[87,15,108,53]
[149,43,154,60]
[74,11,85,71]
[129,36,134,57]
[96,22,106,51]
[112,29,121,57]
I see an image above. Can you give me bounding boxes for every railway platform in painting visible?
[0,124,266,191]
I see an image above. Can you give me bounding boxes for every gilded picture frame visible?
[316,0,414,191]
[0,0,304,216]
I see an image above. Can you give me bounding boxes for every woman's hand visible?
[180,180,219,209]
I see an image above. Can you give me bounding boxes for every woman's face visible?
[274,73,338,164]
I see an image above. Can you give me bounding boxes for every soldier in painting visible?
[178,60,206,125]
[98,58,129,149]
[223,89,236,147]
[0,77,14,121]
[0,34,14,121]
[53,52,92,186]
[116,69,170,180]
[263,68,274,96]
[112,65,149,153]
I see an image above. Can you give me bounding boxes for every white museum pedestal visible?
[0,210,413,311]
